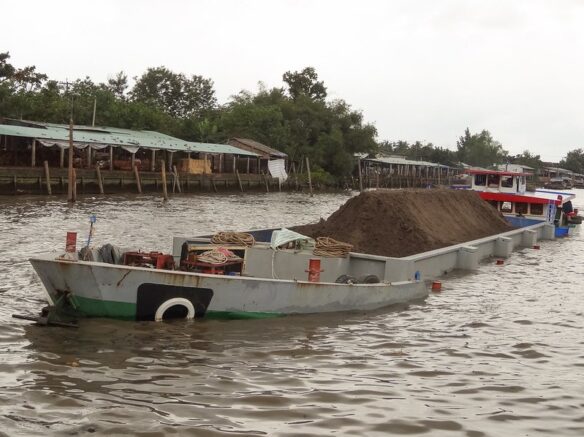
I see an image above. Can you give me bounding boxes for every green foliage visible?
[130,66,217,118]
[283,67,327,101]
[560,148,584,174]
[456,128,508,167]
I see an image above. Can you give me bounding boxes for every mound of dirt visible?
[292,189,512,258]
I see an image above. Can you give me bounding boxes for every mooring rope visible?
[313,237,353,258]
[196,247,242,265]
[211,231,255,247]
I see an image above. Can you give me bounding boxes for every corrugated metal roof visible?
[364,156,451,168]
[229,138,288,158]
[0,122,258,156]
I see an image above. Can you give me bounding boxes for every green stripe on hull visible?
[56,294,283,321]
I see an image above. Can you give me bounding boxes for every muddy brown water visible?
[0,190,583,436]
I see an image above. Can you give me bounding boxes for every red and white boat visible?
[466,169,581,236]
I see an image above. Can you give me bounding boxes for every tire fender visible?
[154,297,195,321]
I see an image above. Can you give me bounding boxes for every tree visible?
[560,148,584,174]
[106,71,129,100]
[456,128,508,167]
[282,67,327,101]
[130,67,216,118]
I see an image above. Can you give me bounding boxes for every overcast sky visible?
[3,0,584,161]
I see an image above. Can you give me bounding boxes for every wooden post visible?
[31,139,36,167]
[59,147,64,168]
[235,169,244,192]
[210,176,218,193]
[172,165,182,193]
[306,157,313,197]
[257,157,261,174]
[96,166,104,194]
[357,158,363,192]
[109,146,113,171]
[43,161,51,195]
[67,118,75,203]
[72,167,77,202]
[219,154,224,174]
[232,155,237,173]
[87,146,92,169]
[169,151,174,171]
[151,149,156,172]
[134,165,142,194]
[161,160,168,201]
[262,171,269,193]
[246,157,250,174]
[131,152,135,170]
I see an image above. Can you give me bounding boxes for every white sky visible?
[3,0,584,161]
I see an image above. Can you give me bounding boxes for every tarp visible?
[268,159,288,181]
[270,228,313,250]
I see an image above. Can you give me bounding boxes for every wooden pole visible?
[43,160,51,195]
[72,167,77,202]
[357,158,363,192]
[306,157,313,197]
[109,146,113,171]
[262,171,270,193]
[151,149,156,172]
[96,166,104,194]
[161,159,168,201]
[31,139,36,167]
[219,153,224,174]
[92,97,97,127]
[67,118,74,202]
[235,169,244,192]
[172,165,182,193]
[246,157,250,174]
[59,147,64,168]
[131,152,135,170]
[232,155,237,173]
[134,165,142,194]
[87,146,92,169]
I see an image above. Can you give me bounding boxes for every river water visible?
[0,190,583,436]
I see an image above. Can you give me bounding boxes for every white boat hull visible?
[29,255,428,320]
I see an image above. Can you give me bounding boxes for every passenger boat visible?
[28,229,428,322]
[466,169,581,236]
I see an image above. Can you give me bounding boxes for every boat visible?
[466,169,582,235]
[28,229,429,322]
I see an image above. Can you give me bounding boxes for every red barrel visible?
[431,281,442,292]
[65,232,77,253]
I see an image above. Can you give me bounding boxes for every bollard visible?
[306,259,324,282]
[65,232,77,253]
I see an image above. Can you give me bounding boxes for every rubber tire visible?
[358,274,380,284]
[335,274,357,284]
[154,297,195,321]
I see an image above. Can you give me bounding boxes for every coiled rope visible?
[313,237,353,258]
[197,247,242,265]
[211,231,255,247]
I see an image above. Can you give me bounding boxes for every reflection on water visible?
[1,191,583,436]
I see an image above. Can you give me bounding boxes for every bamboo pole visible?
[235,169,244,192]
[161,159,168,201]
[43,161,51,195]
[134,165,142,194]
[306,156,313,197]
[96,166,104,194]
[172,165,182,193]
[67,118,74,203]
